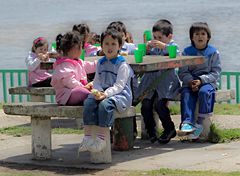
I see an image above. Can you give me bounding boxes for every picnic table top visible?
[41,55,205,73]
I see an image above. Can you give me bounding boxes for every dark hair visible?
[32,37,48,52]
[55,33,64,52]
[72,23,90,48]
[60,32,83,56]
[107,21,127,36]
[89,32,100,44]
[100,28,123,49]
[189,22,211,46]
[152,19,173,36]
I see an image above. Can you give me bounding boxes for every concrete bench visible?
[141,89,236,140]
[3,102,136,163]
[9,86,55,102]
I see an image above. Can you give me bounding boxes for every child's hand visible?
[190,80,201,92]
[38,53,49,62]
[91,89,106,100]
[84,82,93,91]
[149,40,166,50]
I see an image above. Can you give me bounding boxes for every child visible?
[107,21,136,55]
[178,22,221,139]
[88,32,101,46]
[25,37,52,87]
[72,23,100,57]
[135,19,180,144]
[50,32,96,105]
[79,28,134,153]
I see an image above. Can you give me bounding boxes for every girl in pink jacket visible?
[25,37,52,87]
[51,32,97,105]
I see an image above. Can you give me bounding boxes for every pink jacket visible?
[84,43,100,57]
[51,57,97,105]
[25,52,52,85]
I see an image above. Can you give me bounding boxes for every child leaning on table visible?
[178,22,221,139]
[135,19,181,144]
[72,23,100,57]
[50,32,97,105]
[78,28,134,153]
[25,37,52,87]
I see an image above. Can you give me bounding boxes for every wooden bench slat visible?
[3,102,136,119]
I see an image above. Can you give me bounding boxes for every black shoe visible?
[158,129,176,144]
[150,136,158,143]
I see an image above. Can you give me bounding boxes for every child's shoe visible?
[158,129,176,144]
[180,123,195,132]
[188,124,203,140]
[88,137,107,153]
[78,137,94,153]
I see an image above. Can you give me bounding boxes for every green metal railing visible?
[0,69,239,103]
[219,71,240,104]
[0,69,54,103]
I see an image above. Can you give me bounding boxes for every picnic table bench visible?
[3,101,136,163]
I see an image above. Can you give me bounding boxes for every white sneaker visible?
[88,137,107,153]
[78,137,94,153]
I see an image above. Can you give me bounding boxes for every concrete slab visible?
[0,133,240,172]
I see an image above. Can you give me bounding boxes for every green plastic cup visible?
[167,45,177,58]
[93,43,101,47]
[134,50,143,63]
[51,42,56,50]
[138,43,147,56]
[80,49,85,60]
[144,30,152,42]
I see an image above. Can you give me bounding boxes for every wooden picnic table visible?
[41,55,205,73]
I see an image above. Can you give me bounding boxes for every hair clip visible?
[34,37,45,44]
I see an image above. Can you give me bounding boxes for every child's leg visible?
[78,125,94,152]
[88,98,115,152]
[66,86,90,105]
[155,98,176,144]
[180,87,198,127]
[141,98,158,143]
[31,77,52,87]
[191,84,215,139]
[198,84,215,123]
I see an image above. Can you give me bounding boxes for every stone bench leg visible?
[90,127,111,163]
[31,95,45,102]
[31,116,51,160]
[113,116,134,150]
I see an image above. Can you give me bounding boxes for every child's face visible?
[102,35,121,59]
[192,29,209,49]
[153,31,172,44]
[35,44,48,54]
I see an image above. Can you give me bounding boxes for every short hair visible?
[60,32,83,55]
[189,22,211,46]
[107,21,127,36]
[152,19,173,36]
[72,23,90,47]
[100,28,123,48]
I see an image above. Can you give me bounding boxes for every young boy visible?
[178,22,221,139]
[135,19,181,144]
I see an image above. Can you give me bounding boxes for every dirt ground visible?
[0,164,133,176]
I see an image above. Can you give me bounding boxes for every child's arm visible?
[198,51,221,84]
[83,60,97,74]
[25,52,42,71]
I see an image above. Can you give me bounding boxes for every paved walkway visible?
[0,110,240,172]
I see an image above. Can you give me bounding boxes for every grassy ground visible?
[0,166,240,176]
